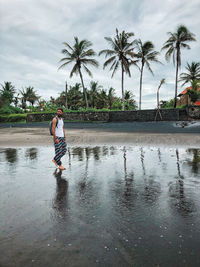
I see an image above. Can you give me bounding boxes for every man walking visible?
[52,108,67,170]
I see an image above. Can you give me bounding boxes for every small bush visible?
[0,114,27,123]
[0,105,24,114]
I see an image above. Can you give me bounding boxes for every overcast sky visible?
[0,0,200,109]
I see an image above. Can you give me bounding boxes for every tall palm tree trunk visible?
[121,62,125,111]
[139,63,144,110]
[65,81,68,109]
[78,68,88,109]
[174,49,179,108]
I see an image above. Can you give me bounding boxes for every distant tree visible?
[124,90,137,110]
[67,83,83,110]
[134,39,161,110]
[160,98,175,109]
[89,81,102,108]
[179,62,200,86]
[186,80,200,103]
[0,81,16,104]
[59,37,99,108]
[19,87,39,109]
[96,89,108,109]
[19,88,29,110]
[156,79,165,109]
[162,25,196,107]
[99,29,136,111]
[26,87,40,106]
[108,87,116,109]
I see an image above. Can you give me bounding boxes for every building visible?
[177,86,200,106]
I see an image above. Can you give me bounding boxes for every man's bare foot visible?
[59,165,66,170]
[52,159,58,167]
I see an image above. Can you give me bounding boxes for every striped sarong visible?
[54,137,67,166]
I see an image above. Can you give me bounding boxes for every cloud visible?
[0,0,199,109]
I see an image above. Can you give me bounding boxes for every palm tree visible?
[186,79,200,104]
[99,29,136,111]
[124,90,137,110]
[179,62,200,86]
[0,81,16,104]
[67,83,83,110]
[157,79,165,109]
[19,88,29,110]
[65,81,68,109]
[162,25,196,108]
[58,37,99,109]
[96,89,108,109]
[108,87,115,109]
[134,39,161,110]
[155,79,165,121]
[89,81,102,108]
[26,87,39,106]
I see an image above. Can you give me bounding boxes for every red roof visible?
[194,100,200,106]
[179,87,200,96]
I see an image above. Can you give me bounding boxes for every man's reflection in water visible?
[52,169,69,217]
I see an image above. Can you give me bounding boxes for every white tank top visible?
[55,118,64,137]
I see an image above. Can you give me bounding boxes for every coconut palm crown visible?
[58,37,99,108]
[162,25,196,107]
[179,62,200,86]
[99,29,136,111]
[134,39,161,110]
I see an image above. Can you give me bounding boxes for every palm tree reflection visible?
[169,149,195,216]
[25,148,38,160]
[78,147,90,196]
[140,147,146,176]
[5,148,17,164]
[141,148,161,204]
[186,149,200,174]
[121,147,135,208]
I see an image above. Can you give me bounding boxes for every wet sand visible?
[1,145,200,266]
[1,122,200,266]
[0,126,200,148]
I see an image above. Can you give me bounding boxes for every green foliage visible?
[176,104,187,109]
[0,82,16,104]
[160,98,175,109]
[179,62,200,86]
[186,90,200,103]
[0,113,27,123]
[185,80,200,103]
[111,99,122,110]
[0,105,24,114]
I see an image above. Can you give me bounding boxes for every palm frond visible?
[58,60,74,70]
[81,58,99,68]
[70,63,79,78]
[111,61,119,78]
[103,56,116,69]
[83,65,93,77]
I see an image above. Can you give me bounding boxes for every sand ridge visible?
[0,127,200,148]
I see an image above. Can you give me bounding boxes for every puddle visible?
[0,145,200,266]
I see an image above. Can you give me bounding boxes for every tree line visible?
[1,24,200,114]
[0,81,137,114]
[59,25,198,110]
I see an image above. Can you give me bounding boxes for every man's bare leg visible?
[52,159,58,167]
[59,165,66,170]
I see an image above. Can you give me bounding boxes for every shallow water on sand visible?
[0,145,200,266]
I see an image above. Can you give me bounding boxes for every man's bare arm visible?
[63,124,66,139]
[52,118,58,143]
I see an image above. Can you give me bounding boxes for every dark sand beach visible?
[1,121,200,266]
[0,121,200,147]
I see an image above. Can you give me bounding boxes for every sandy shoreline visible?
[0,127,200,148]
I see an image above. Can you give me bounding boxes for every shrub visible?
[0,105,24,114]
[0,114,27,123]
